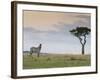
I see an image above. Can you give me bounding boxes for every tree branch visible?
[78,37,83,45]
[83,35,86,45]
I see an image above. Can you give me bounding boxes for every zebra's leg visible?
[30,51,34,59]
[30,51,32,56]
[37,52,40,57]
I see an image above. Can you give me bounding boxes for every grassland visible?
[23,53,91,69]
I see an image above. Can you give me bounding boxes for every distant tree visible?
[70,27,91,55]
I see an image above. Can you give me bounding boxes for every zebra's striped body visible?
[30,44,42,57]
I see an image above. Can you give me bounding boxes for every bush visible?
[46,57,51,61]
[70,57,76,60]
[34,58,37,61]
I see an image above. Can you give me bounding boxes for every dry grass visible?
[23,53,91,69]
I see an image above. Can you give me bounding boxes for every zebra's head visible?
[39,44,42,48]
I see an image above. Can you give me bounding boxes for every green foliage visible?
[70,27,91,37]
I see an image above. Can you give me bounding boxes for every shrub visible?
[46,57,51,61]
[34,58,37,61]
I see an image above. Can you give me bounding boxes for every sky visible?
[23,10,91,54]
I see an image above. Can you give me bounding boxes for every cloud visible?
[23,11,90,32]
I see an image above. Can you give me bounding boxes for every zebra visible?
[30,44,42,57]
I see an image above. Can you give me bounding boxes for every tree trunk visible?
[82,45,85,55]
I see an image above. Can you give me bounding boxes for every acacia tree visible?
[70,27,91,55]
